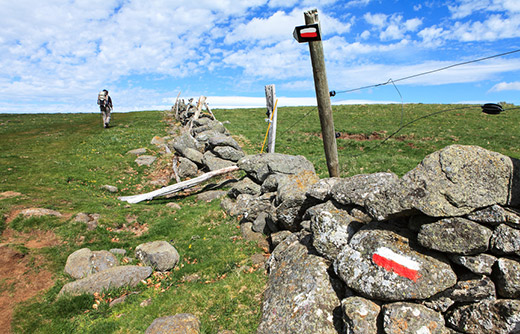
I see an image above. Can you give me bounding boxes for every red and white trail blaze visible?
[300,27,318,38]
[372,247,421,282]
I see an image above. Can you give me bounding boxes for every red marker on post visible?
[293,23,321,43]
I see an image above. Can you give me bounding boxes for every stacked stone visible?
[167,115,244,179]
[172,98,192,126]
[223,145,520,333]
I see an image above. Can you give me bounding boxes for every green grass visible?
[1,103,519,333]
[215,102,520,177]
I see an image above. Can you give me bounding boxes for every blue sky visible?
[1,0,520,113]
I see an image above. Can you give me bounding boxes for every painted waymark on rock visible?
[372,247,421,282]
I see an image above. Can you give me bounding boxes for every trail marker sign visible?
[293,23,321,43]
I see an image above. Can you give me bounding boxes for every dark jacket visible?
[98,95,113,111]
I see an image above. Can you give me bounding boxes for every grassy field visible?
[0,103,519,333]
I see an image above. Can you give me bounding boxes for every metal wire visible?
[330,49,520,96]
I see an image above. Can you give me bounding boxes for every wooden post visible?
[174,91,181,118]
[189,95,206,132]
[265,85,277,153]
[304,9,339,177]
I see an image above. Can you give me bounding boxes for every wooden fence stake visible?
[265,85,277,153]
[304,9,340,177]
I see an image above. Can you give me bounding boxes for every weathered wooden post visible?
[265,84,277,153]
[294,9,340,177]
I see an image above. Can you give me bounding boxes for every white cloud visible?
[449,0,520,18]
[224,8,351,46]
[364,13,387,28]
[344,0,372,8]
[450,14,520,41]
[489,81,520,91]
[327,58,520,91]
[418,26,446,46]
[364,13,422,41]
[324,36,410,62]
[2,0,520,113]
[449,0,491,19]
[360,30,371,39]
[222,40,308,79]
[267,0,339,8]
[0,0,270,106]
[498,0,520,12]
[224,10,301,45]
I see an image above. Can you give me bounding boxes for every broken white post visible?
[174,91,181,118]
[265,85,277,153]
[204,102,216,120]
[189,96,207,132]
[118,165,239,204]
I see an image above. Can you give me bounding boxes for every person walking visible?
[97,89,113,128]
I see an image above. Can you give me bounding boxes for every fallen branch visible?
[118,165,239,204]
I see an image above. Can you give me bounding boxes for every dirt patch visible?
[313,131,412,142]
[0,227,61,332]
[337,131,386,141]
[0,192,23,200]
[0,245,54,333]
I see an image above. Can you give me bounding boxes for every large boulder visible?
[494,257,520,298]
[203,151,235,171]
[238,153,315,184]
[59,265,153,297]
[192,120,227,136]
[182,148,204,165]
[366,145,520,220]
[135,241,180,271]
[334,222,457,301]
[308,201,364,260]
[228,193,274,222]
[490,224,520,256]
[423,276,496,312]
[170,133,199,156]
[177,157,198,178]
[341,296,380,334]
[331,172,398,207]
[258,233,342,333]
[64,248,119,279]
[306,177,341,202]
[208,133,242,151]
[227,177,262,199]
[417,217,493,255]
[382,302,449,334]
[446,299,520,333]
[273,171,319,231]
[448,253,497,275]
[466,204,520,227]
[212,146,244,162]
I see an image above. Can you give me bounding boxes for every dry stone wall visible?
[167,100,244,177]
[222,145,520,334]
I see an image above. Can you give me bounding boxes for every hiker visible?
[97,89,113,128]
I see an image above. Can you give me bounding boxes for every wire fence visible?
[279,48,520,149]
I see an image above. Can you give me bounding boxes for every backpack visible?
[98,91,107,108]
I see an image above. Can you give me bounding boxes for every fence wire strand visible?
[331,48,520,96]
[279,48,520,149]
